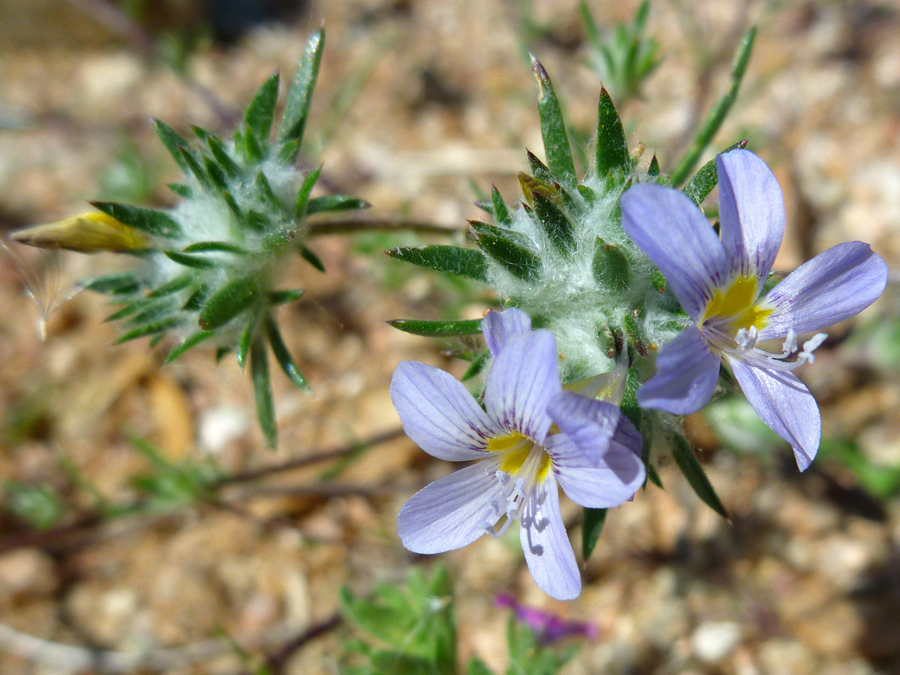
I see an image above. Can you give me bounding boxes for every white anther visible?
[798,333,828,364]
[781,329,798,356]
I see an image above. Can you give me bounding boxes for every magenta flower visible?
[495,593,599,644]
[621,149,888,470]
[391,308,645,600]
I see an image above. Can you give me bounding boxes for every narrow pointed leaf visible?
[525,151,554,185]
[681,139,748,206]
[648,154,660,176]
[164,250,219,269]
[532,192,575,253]
[387,318,483,337]
[165,330,214,363]
[531,56,576,187]
[106,295,169,321]
[147,272,193,297]
[582,508,607,560]
[269,288,305,305]
[671,434,727,518]
[237,322,255,368]
[306,195,370,214]
[669,27,756,187]
[115,316,182,344]
[266,316,311,392]
[183,241,248,254]
[278,28,325,152]
[387,245,487,281]
[461,349,490,381]
[198,278,261,330]
[491,186,512,226]
[206,135,242,179]
[243,71,279,147]
[298,244,325,272]
[178,146,216,192]
[596,87,629,176]
[168,183,192,198]
[476,234,542,281]
[250,335,277,448]
[202,156,229,191]
[293,165,322,218]
[90,202,182,239]
[253,171,283,212]
[80,272,141,295]
[153,119,193,173]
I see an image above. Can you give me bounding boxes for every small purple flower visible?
[495,592,599,644]
[622,149,888,471]
[391,308,645,600]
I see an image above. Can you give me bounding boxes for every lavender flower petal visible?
[729,358,820,471]
[758,241,889,340]
[482,307,532,357]
[637,326,722,414]
[398,458,506,553]
[484,330,561,442]
[622,183,729,321]
[717,150,785,285]
[546,391,620,465]
[391,361,499,461]
[550,433,645,508]
[519,474,581,600]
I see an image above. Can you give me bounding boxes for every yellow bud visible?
[10,212,149,253]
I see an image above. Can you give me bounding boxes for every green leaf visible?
[278,28,325,154]
[525,151,554,184]
[250,335,277,448]
[115,316,183,344]
[681,139,748,206]
[90,202,182,239]
[293,165,322,218]
[596,87,629,176]
[243,71,279,148]
[266,316,311,392]
[669,27,756,187]
[461,349,490,381]
[80,272,141,295]
[106,295,170,321]
[183,241,249,255]
[253,171,283,212]
[491,185,512,226]
[582,507,607,560]
[178,145,216,192]
[648,154,660,176]
[168,183,193,198]
[236,322,255,369]
[205,134,243,179]
[198,278,261,330]
[387,245,487,282]
[671,434,727,518]
[298,244,326,272]
[476,234,542,282]
[153,118,193,173]
[306,195,370,214]
[165,330,214,363]
[164,250,219,269]
[147,272,193,297]
[592,238,631,292]
[531,56,576,187]
[388,318,483,337]
[269,288,305,305]
[531,192,575,253]
[203,155,229,191]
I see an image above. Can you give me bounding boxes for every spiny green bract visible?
[80,30,368,448]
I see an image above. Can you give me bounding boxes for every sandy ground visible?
[1,0,900,673]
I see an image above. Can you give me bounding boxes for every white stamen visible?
[798,333,828,364]
[781,329,798,356]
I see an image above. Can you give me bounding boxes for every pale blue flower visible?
[622,149,888,470]
[391,308,645,600]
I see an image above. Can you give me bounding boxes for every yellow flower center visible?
[701,275,772,334]
[487,432,552,484]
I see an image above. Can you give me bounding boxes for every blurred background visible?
[1,0,899,673]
